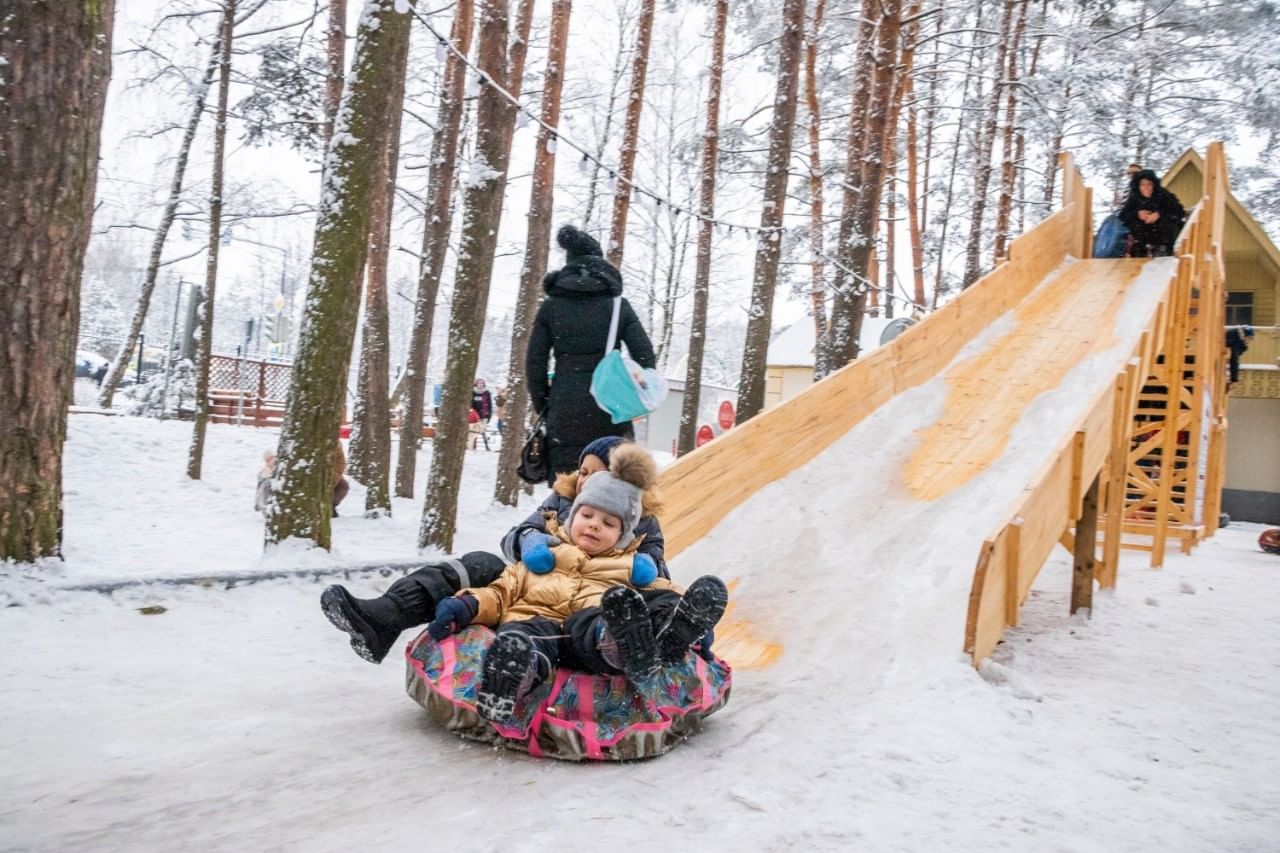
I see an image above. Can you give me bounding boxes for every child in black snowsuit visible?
[424,444,727,721]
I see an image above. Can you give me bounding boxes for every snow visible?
[2,259,1278,849]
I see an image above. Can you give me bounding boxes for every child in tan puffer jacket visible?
[426,443,727,722]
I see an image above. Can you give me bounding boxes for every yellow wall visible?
[764,366,815,409]
[1225,397,1280,492]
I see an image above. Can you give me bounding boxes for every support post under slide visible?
[1071,474,1100,616]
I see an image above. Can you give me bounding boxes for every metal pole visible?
[135,333,145,386]
[235,344,246,426]
[158,279,185,420]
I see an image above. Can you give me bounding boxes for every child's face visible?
[577,453,607,485]
[570,504,623,556]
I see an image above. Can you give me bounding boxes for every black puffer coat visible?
[526,226,656,478]
[1120,169,1186,253]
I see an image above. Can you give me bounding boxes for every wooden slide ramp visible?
[656,146,1230,668]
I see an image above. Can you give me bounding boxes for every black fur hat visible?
[557,224,604,260]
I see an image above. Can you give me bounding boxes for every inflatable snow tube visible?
[404,625,731,761]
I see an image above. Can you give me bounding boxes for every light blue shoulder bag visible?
[589,297,668,424]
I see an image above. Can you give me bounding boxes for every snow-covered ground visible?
[3,260,1278,850]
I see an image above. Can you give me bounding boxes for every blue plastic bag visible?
[1092,212,1129,258]
[589,298,669,424]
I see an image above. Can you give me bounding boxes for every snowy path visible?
[2,528,1276,851]
[3,258,1278,849]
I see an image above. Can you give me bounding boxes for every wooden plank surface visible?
[904,260,1146,501]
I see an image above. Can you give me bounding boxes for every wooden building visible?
[1164,149,1280,523]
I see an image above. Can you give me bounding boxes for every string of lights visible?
[410,5,928,314]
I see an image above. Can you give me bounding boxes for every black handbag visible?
[517,414,548,484]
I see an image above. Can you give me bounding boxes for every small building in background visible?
[1164,149,1280,523]
[764,316,915,408]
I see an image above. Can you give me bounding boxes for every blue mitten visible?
[630,553,658,586]
[428,594,477,641]
[696,629,715,662]
[520,531,558,574]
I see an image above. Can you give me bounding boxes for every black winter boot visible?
[477,632,542,721]
[655,576,728,666]
[320,576,435,664]
[600,586,659,680]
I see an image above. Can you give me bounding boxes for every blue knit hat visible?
[579,435,625,468]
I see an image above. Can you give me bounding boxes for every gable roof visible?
[1163,148,1280,273]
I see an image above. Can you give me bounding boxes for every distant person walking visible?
[1120,169,1186,257]
[527,225,657,486]
[470,378,493,451]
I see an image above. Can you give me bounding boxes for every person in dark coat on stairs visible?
[526,224,657,487]
[1120,169,1186,257]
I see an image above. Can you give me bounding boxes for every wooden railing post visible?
[256,359,266,428]
[1072,474,1101,615]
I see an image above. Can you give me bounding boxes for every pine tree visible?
[495,0,574,506]
[825,0,903,369]
[266,0,416,548]
[735,0,807,422]
[606,0,657,267]
[186,0,237,481]
[395,0,475,500]
[0,0,115,561]
[677,0,730,455]
[419,0,518,552]
[346,18,410,515]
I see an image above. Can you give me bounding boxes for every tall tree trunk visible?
[825,0,903,370]
[960,0,1015,289]
[266,0,415,548]
[186,0,237,481]
[99,44,219,409]
[324,0,347,144]
[495,0,573,507]
[0,0,114,562]
[419,0,516,552]
[581,1,633,230]
[992,0,1028,262]
[933,0,983,302]
[804,0,828,372]
[677,0,730,455]
[1013,0,1047,231]
[877,0,918,321]
[348,24,410,514]
[736,0,807,422]
[394,0,474,500]
[605,0,657,268]
[816,0,877,375]
[905,73,926,308]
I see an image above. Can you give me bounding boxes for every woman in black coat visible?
[1120,169,1186,257]
[526,225,657,486]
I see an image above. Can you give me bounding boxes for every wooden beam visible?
[1071,474,1101,616]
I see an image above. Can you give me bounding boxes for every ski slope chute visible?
[656,145,1231,667]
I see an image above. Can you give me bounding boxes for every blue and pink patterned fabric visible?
[404,625,731,761]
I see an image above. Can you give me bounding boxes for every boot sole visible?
[601,586,659,679]
[657,576,728,666]
[320,586,386,664]
[477,633,533,722]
